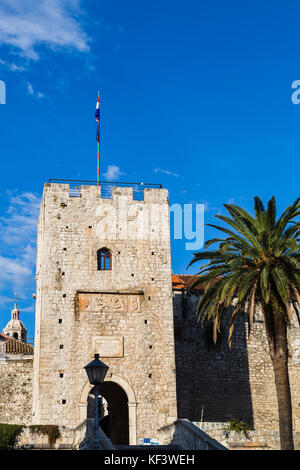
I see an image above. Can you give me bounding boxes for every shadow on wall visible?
[173,292,254,427]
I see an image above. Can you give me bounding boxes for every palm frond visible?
[187,195,300,347]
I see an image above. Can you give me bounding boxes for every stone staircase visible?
[74,418,227,450]
[157,419,227,450]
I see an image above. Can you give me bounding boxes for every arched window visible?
[97,248,112,271]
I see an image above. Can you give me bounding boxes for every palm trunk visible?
[263,305,294,450]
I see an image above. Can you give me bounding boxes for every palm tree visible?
[188,196,300,450]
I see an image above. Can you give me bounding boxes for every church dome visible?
[2,301,27,343]
[4,318,26,330]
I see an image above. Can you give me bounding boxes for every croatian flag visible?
[95,92,100,142]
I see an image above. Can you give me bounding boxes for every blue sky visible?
[1,0,300,338]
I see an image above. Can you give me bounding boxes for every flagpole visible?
[97,91,100,186]
[95,90,100,186]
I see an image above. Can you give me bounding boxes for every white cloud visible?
[227,198,235,205]
[26,82,45,98]
[27,81,33,95]
[0,58,25,71]
[0,255,32,289]
[0,0,90,61]
[154,168,180,178]
[9,62,26,71]
[0,294,15,305]
[0,191,40,298]
[103,165,123,181]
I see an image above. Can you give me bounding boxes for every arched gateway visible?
[79,375,137,445]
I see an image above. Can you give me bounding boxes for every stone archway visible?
[96,381,129,444]
[79,374,137,445]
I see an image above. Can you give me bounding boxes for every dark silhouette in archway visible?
[87,381,129,445]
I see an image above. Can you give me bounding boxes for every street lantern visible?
[84,354,109,385]
[84,354,109,449]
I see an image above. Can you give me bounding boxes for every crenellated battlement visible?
[43,180,167,203]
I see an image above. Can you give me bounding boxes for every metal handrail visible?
[48,178,162,188]
[48,179,162,201]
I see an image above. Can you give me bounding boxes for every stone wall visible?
[193,425,300,450]
[0,357,33,424]
[16,425,73,449]
[32,183,177,444]
[173,290,300,436]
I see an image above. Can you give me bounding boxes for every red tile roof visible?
[4,340,34,354]
[0,333,12,342]
[0,333,34,354]
[172,274,204,291]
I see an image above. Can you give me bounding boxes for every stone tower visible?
[3,299,27,343]
[32,182,177,444]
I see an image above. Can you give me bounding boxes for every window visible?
[97,248,112,271]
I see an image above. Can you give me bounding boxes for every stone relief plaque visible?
[78,294,90,311]
[77,293,141,313]
[95,294,127,311]
[128,295,140,312]
[92,336,124,357]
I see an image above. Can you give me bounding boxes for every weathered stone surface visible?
[31,183,177,444]
[0,358,33,424]
[16,425,73,449]
[173,290,300,436]
[92,336,124,357]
